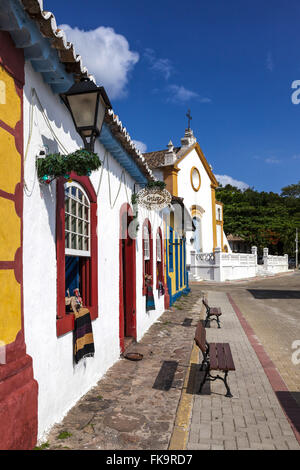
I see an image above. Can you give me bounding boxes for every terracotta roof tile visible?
[143,147,181,169]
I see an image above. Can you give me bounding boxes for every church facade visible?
[144,127,230,291]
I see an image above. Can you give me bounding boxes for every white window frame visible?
[156,232,162,262]
[65,181,91,257]
[143,225,150,261]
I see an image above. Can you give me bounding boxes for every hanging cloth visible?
[145,280,156,311]
[74,308,95,364]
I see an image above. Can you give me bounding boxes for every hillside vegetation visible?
[215,182,300,257]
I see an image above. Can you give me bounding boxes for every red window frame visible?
[156,227,164,289]
[142,219,153,296]
[56,173,98,336]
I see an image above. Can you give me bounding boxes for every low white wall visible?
[191,247,289,282]
[190,252,220,281]
[220,252,257,281]
[263,253,289,274]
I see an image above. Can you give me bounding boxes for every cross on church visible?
[186,109,192,130]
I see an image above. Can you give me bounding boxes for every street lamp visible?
[60,78,112,152]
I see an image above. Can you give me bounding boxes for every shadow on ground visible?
[152,361,178,391]
[276,392,300,433]
[247,289,300,299]
[186,363,211,396]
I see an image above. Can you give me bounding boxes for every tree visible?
[281,181,300,198]
[215,183,300,257]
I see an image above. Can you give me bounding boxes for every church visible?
[144,118,230,290]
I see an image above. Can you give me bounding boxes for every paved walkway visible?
[37,286,299,450]
[42,290,202,450]
[187,290,300,450]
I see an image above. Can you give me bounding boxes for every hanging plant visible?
[145,181,166,190]
[37,149,101,183]
[136,180,171,211]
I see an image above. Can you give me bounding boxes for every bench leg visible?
[201,370,233,398]
[200,352,209,371]
[223,371,233,398]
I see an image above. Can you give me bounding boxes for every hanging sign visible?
[136,184,172,211]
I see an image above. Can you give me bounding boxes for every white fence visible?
[190,247,289,282]
[262,248,289,274]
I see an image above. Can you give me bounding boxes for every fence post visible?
[251,246,257,262]
[263,247,269,270]
[214,247,222,281]
[190,250,196,277]
[284,254,288,271]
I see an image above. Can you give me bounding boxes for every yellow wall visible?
[0,66,22,345]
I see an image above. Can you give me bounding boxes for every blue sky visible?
[46,0,300,193]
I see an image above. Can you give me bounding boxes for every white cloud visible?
[166,84,211,104]
[215,174,249,191]
[132,140,147,154]
[59,24,139,99]
[144,48,173,80]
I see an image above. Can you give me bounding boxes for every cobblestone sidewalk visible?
[41,291,202,450]
[187,291,300,450]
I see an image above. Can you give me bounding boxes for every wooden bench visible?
[194,321,235,398]
[202,298,222,328]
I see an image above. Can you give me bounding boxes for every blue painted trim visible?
[99,124,148,184]
[175,233,179,291]
[168,227,174,272]
[2,0,74,93]
[180,239,183,288]
[0,1,149,184]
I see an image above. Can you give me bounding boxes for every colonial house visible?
[0,0,173,449]
[143,127,230,286]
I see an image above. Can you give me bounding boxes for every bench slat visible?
[209,343,218,369]
[216,343,227,370]
[194,322,206,354]
[223,343,235,371]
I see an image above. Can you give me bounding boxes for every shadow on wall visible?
[247,289,300,299]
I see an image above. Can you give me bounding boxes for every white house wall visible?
[23,62,165,441]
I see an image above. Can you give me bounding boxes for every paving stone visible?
[187,288,300,451]
[42,289,204,450]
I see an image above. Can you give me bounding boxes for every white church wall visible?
[176,148,214,265]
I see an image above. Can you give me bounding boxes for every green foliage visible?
[33,442,50,450]
[57,431,72,440]
[37,149,101,181]
[146,180,166,189]
[215,184,300,257]
[281,181,300,198]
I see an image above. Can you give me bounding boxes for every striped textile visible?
[74,308,95,364]
[146,284,155,311]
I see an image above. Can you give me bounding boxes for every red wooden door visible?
[119,204,136,352]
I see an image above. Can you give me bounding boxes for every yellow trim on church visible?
[211,185,217,250]
[175,143,219,188]
[163,166,180,197]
